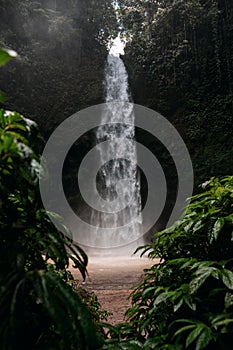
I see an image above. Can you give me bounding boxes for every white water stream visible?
[90,38,142,249]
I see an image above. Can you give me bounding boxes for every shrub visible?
[0,108,102,349]
[104,176,233,349]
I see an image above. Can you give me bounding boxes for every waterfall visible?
[90,38,142,249]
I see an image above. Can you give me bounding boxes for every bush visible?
[0,108,102,349]
[104,176,233,349]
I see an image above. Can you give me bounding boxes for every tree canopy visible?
[0,0,117,134]
[118,0,233,186]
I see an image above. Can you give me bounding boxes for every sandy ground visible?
[70,257,156,324]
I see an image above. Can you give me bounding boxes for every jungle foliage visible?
[0,48,105,349]
[103,176,233,349]
[0,0,117,134]
[118,0,233,186]
[0,108,104,349]
[0,1,233,349]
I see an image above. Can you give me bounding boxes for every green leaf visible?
[174,298,183,312]
[221,269,233,290]
[5,131,28,145]
[186,324,204,348]
[213,318,233,327]
[184,295,196,311]
[193,220,205,233]
[173,324,196,338]
[142,286,165,298]
[0,48,17,67]
[225,215,233,223]
[224,292,233,308]
[34,271,101,349]
[6,122,27,132]
[195,327,212,350]
[154,291,173,306]
[189,273,210,294]
[1,134,14,150]
[212,218,225,241]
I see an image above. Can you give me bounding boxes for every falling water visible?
[90,38,142,249]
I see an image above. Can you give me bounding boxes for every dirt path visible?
[71,257,155,324]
